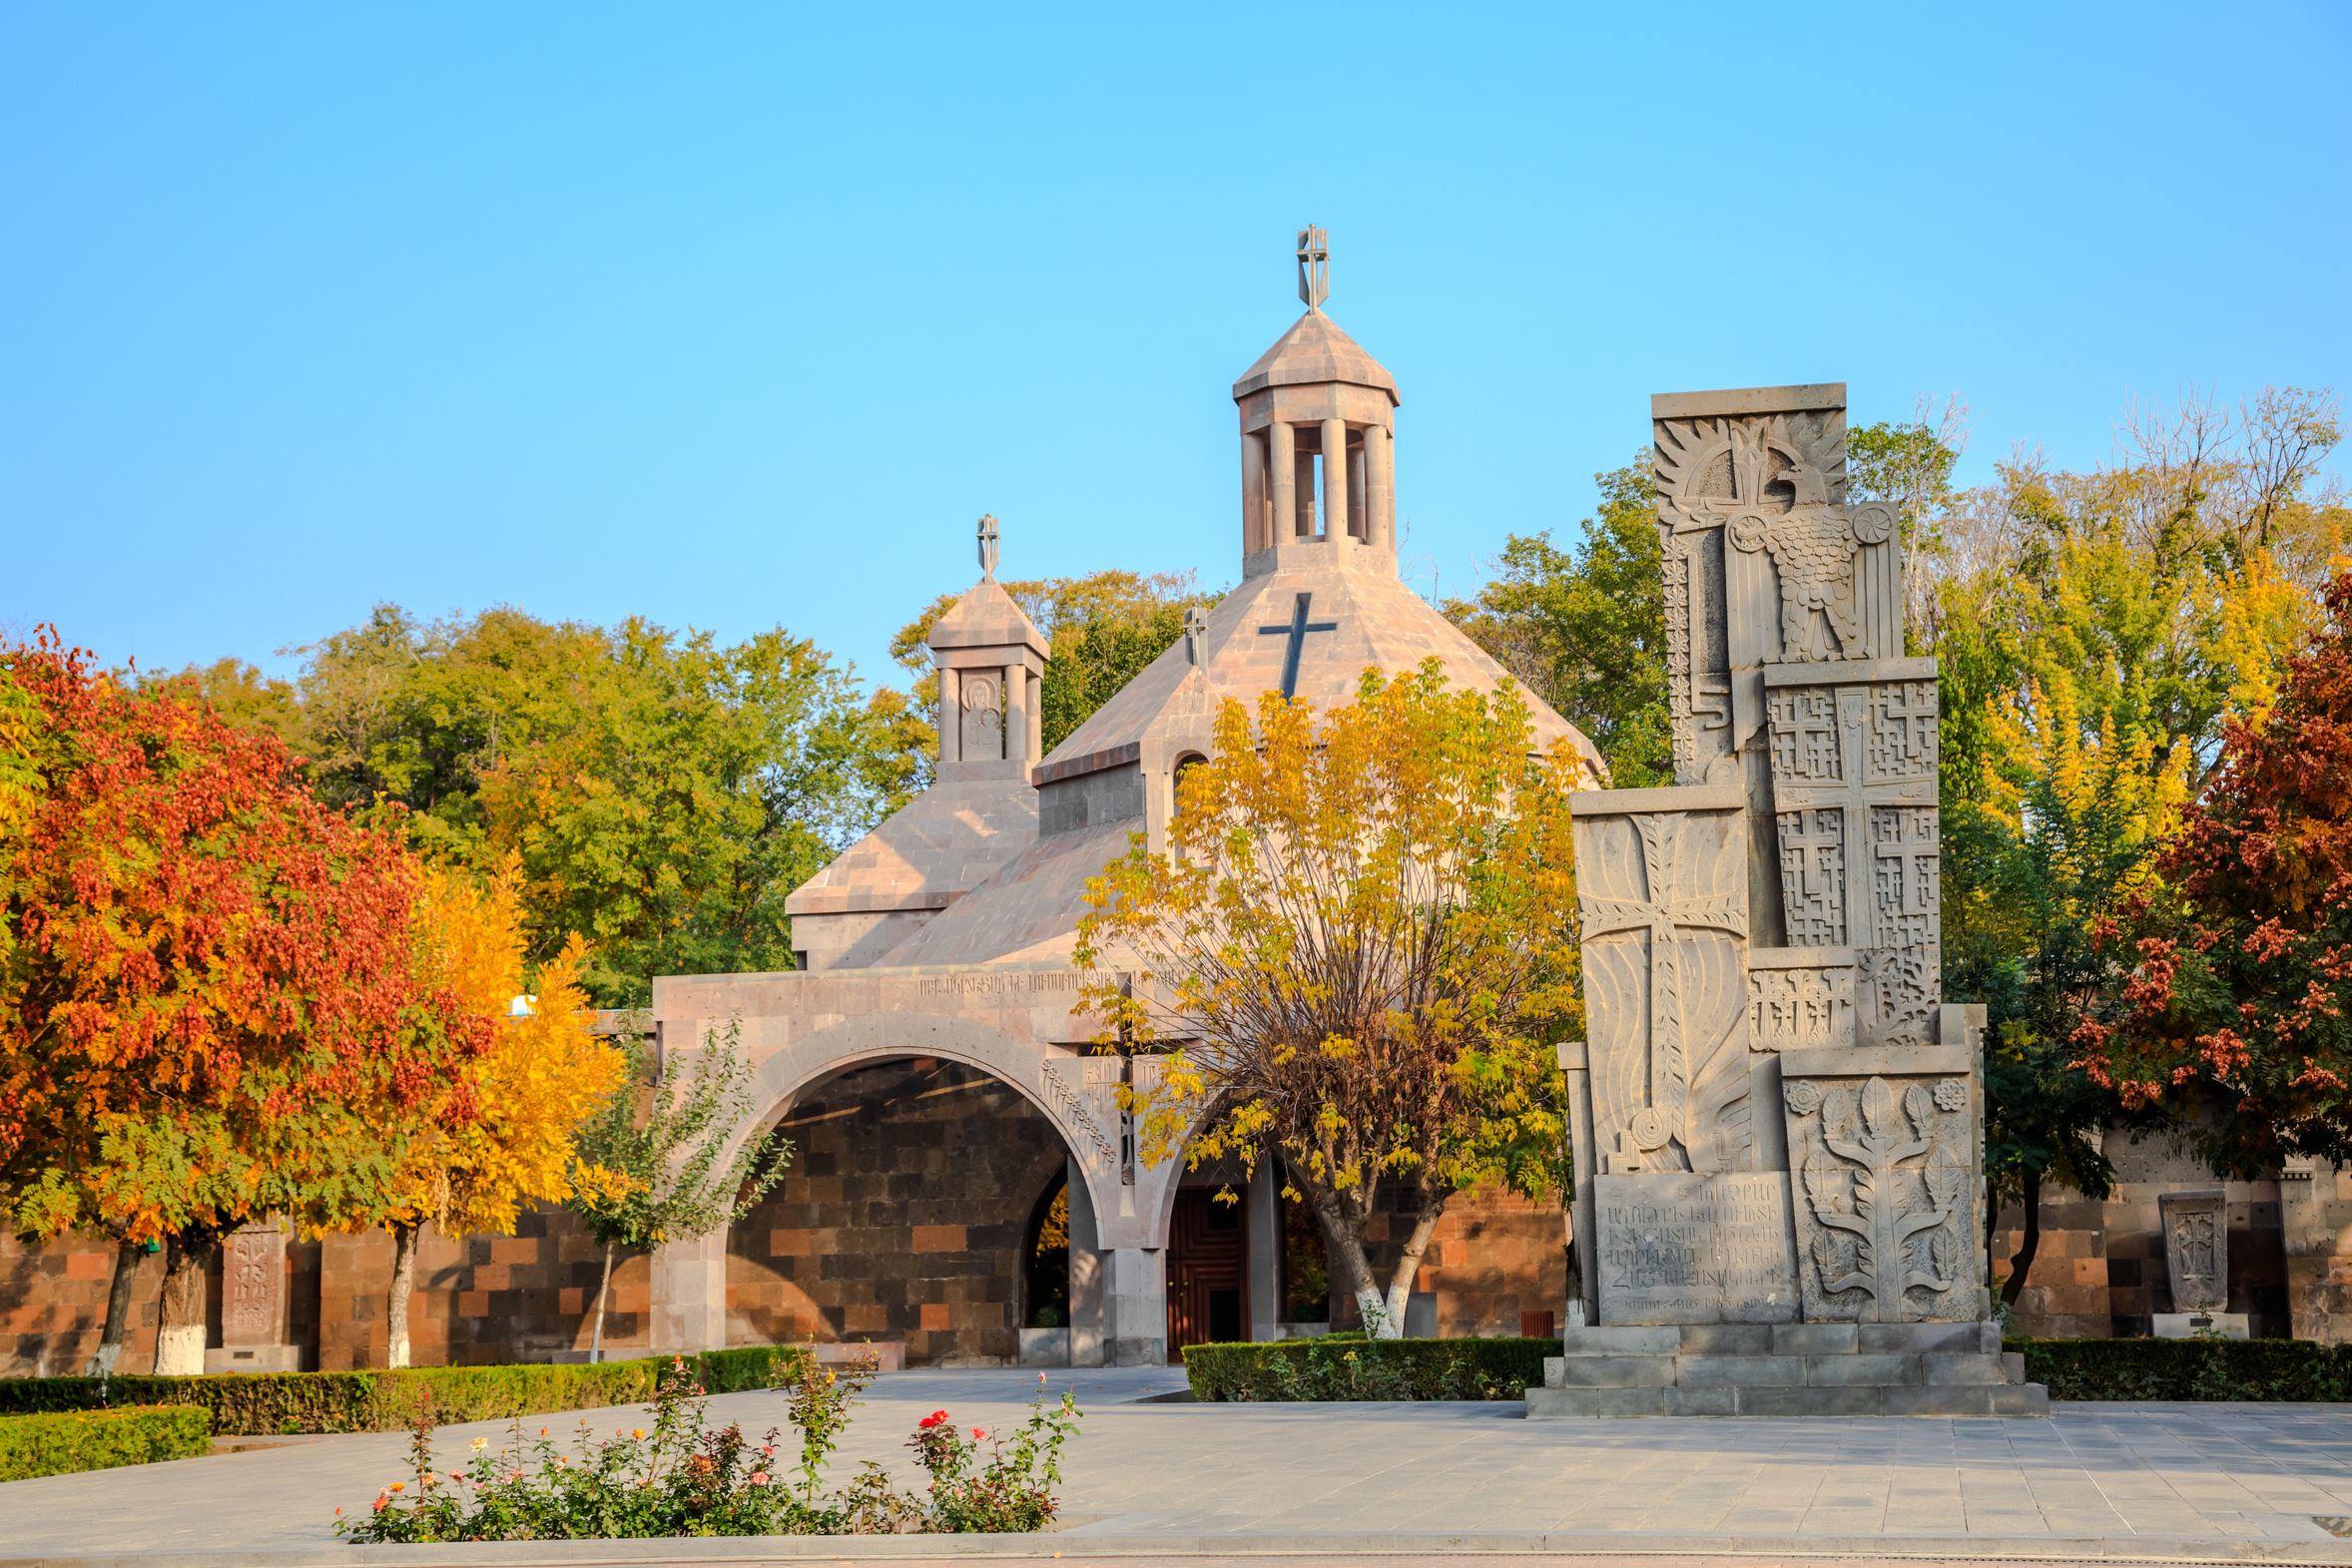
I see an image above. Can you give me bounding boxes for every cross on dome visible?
[976,514,1000,580]
[1296,225,1330,309]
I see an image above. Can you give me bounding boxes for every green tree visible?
[569,1022,791,1361]
[891,570,1219,762]
[181,608,922,1003]
[1444,463,1670,786]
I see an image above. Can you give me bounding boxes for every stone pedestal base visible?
[1524,1321,2048,1418]
[204,1345,300,1374]
[2152,1311,2250,1340]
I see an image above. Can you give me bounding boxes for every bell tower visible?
[926,514,1049,779]
[1230,226,1402,579]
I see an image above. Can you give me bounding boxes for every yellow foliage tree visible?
[379,864,627,1366]
[1076,664,1585,1337]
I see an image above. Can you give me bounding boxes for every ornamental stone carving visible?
[2159,1187,2229,1313]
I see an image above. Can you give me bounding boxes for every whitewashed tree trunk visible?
[386,1222,420,1369]
[1379,1205,1446,1338]
[590,1242,615,1363]
[87,1238,144,1376]
[153,1230,218,1375]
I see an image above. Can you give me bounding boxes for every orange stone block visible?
[457,1290,490,1317]
[911,1225,965,1253]
[64,1251,110,1283]
[919,1303,950,1330]
[560,1289,584,1314]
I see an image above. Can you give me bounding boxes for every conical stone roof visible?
[1231,308,1399,402]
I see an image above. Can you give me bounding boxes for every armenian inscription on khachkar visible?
[1559,383,1990,1340]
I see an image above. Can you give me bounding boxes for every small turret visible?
[926,514,1049,778]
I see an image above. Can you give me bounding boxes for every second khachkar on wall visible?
[1558,383,1990,1335]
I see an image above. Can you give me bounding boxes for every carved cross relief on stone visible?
[1764,661,1941,1045]
[1571,789,1753,1176]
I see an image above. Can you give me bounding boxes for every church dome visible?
[1231,308,1399,402]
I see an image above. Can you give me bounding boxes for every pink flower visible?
[750,1470,770,1487]
[917,1409,949,1430]
[759,1443,775,1457]
[970,1427,987,1441]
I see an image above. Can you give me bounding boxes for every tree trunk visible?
[1308,1193,1386,1336]
[386,1221,420,1369]
[86,1238,145,1376]
[1985,1175,1999,1295]
[154,1228,220,1375]
[2000,1167,2042,1308]
[590,1242,615,1363]
[1379,1200,1446,1338]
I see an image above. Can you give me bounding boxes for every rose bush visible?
[337,1357,1080,1541]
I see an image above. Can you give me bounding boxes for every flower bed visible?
[0,1346,809,1435]
[0,1403,212,1481]
[1182,1334,1553,1401]
[2009,1336,2352,1401]
[340,1357,1081,1541]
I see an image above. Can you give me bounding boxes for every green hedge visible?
[0,1403,212,1480]
[2009,1336,2352,1401]
[1182,1335,1553,1401]
[0,1346,811,1436]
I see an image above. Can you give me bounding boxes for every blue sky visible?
[4,4,2347,695]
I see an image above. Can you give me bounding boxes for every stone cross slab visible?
[1568,784,1753,1177]
[1764,655,1941,1044]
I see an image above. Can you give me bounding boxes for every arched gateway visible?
[645,236,1602,1366]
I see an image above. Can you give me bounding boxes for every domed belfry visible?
[1232,226,1400,575]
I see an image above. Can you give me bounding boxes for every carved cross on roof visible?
[1183,605,1210,668]
[1296,225,1329,309]
[976,513,1000,580]
[1257,590,1337,698]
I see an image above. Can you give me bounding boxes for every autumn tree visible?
[0,635,472,1373]
[1933,397,2329,1303]
[570,1023,790,1360]
[892,569,1219,766]
[183,607,921,1002]
[2076,570,2352,1172]
[367,865,628,1367]
[1076,664,1584,1337]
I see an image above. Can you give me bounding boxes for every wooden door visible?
[1166,1188,1247,1359]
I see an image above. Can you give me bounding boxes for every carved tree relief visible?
[1783,1074,1973,1322]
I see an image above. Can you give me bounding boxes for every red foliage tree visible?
[2076,572,2352,1173]
[0,634,479,1371]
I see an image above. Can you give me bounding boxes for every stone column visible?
[1065,1155,1105,1367]
[1268,422,1296,546]
[1364,422,1392,549]
[1025,670,1042,763]
[1347,442,1367,540]
[1240,427,1267,554]
[650,1233,727,1354]
[934,667,959,766]
[1101,1247,1167,1366]
[1001,662,1027,764]
[1246,1159,1281,1341]
[1321,417,1348,542]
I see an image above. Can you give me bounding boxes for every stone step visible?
[1525,1378,2052,1418]
[1556,1319,2002,1357]
[1544,1348,2030,1390]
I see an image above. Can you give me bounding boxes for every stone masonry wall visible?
[1992,1129,2290,1338]
[1346,1187,1569,1337]
[726,1058,1067,1365]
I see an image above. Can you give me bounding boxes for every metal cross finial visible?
[1183,605,1210,668]
[976,514,1000,580]
[1296,225,1330,309]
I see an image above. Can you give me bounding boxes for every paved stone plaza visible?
[4,1369,2351,1561]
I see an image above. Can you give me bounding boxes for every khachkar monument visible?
[1527,385,2049,1417]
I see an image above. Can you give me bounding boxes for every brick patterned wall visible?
[0,1235,168,1376]
[726,1057,1066,1365]
[1344,1186,1569,1337]
[2286,1162,2352,1343]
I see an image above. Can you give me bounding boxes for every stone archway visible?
[650,1007,1180,1365]
[726,1055,1071,1364]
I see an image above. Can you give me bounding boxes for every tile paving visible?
[2,1366,2349,1558]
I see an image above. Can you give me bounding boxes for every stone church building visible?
[2,241,2346,1373]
